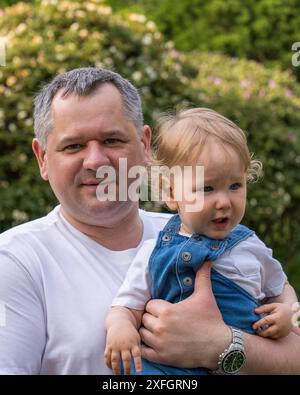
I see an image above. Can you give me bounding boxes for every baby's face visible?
[169,140,247,239]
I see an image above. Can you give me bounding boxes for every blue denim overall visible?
[135,214,260,375]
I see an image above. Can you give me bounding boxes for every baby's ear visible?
[164,179,179,212]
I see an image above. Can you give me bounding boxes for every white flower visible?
[15,23,27,34]
[17,110,27,120]
[56,53,65,61]
[145,66,157,80]
[70,23,79,31]
[97,5,112,15]
[128,13,146,23]
[165,41,174,49]
[24,118,33,126]
[132,71,142,81]
[18,153,27,163]
[94,61,104,68]
[79,29,88,38]
[41,0,58,6]
[8,123,17,132]
[146,21,156,31]
[104,57,113,66]
[142,34,153,46]
[12,210,28,222]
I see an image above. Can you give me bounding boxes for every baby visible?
[104,108,297,375]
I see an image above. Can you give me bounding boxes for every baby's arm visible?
[253,283,298,339]
[104,306,143,374]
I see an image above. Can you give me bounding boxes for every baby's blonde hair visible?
[154,107,262,182]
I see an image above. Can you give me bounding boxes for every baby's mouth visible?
[212,217,229,224]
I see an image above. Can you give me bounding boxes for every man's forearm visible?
[241,331,300,374]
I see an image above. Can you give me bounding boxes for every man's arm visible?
[0,252,45,374]
[140,261,300,374]
[242,331,300,374]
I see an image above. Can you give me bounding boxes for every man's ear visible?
[32,138,49,180]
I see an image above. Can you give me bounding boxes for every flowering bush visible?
[0,0,196,228]
[107,0,300,81]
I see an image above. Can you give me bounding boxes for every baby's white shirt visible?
[112,234,287,310]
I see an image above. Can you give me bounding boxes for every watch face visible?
[222,350,245,374]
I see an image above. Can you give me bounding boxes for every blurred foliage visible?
[0,0,34,7]
[0,0,299,295]
[106,0,300,81]
[0,0,198,228]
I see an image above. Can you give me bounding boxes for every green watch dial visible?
[222,350,245,374]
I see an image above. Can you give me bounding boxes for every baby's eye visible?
[230,183,242,190]
[192,186,213,193]
[203,186,213,192]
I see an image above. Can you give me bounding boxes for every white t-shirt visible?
[113,235,287,310]
[0,206,170,375]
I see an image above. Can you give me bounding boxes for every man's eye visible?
[230,183,242,190]
[64,144,82,151]
[104,138,122,145]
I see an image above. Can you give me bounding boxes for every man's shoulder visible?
[139,209,172,239]
[139,209,171,226]
[139,208,172,220]
[0,206,60,250]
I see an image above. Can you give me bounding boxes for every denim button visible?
[193,234,202,241]
[162,235,171,242]
[182,251,192,261]
[183,277,193,286]
[210,244,219,250]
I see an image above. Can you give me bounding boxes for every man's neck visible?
[60,206,143,251]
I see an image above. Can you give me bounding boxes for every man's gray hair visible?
[34,67,144,147]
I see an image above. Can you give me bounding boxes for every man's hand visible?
[139,261,231,370]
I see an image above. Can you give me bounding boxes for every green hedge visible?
[0,0,34,7]
[107,0,300,81]
[0,0,197,228]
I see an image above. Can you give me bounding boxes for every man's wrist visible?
[206,324,232,370]
[212,327,246,374]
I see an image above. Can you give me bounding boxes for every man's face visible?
[33,83,151,227]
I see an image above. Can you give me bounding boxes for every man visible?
[0,67,299,374]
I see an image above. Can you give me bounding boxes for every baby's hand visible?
[104,325,142,375]
[253,303,293,339]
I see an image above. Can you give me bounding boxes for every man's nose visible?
[82,143,110,171]
[215,192,231,211]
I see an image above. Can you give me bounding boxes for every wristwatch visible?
[213,326,246,375]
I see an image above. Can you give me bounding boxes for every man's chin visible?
[81,198,136,216]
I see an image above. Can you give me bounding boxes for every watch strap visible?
[213,326,245,375]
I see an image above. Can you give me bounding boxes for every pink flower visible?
[240,78,253,88]
[259,88,266,97]
[268,79,276,89]
[213,77,222,85]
